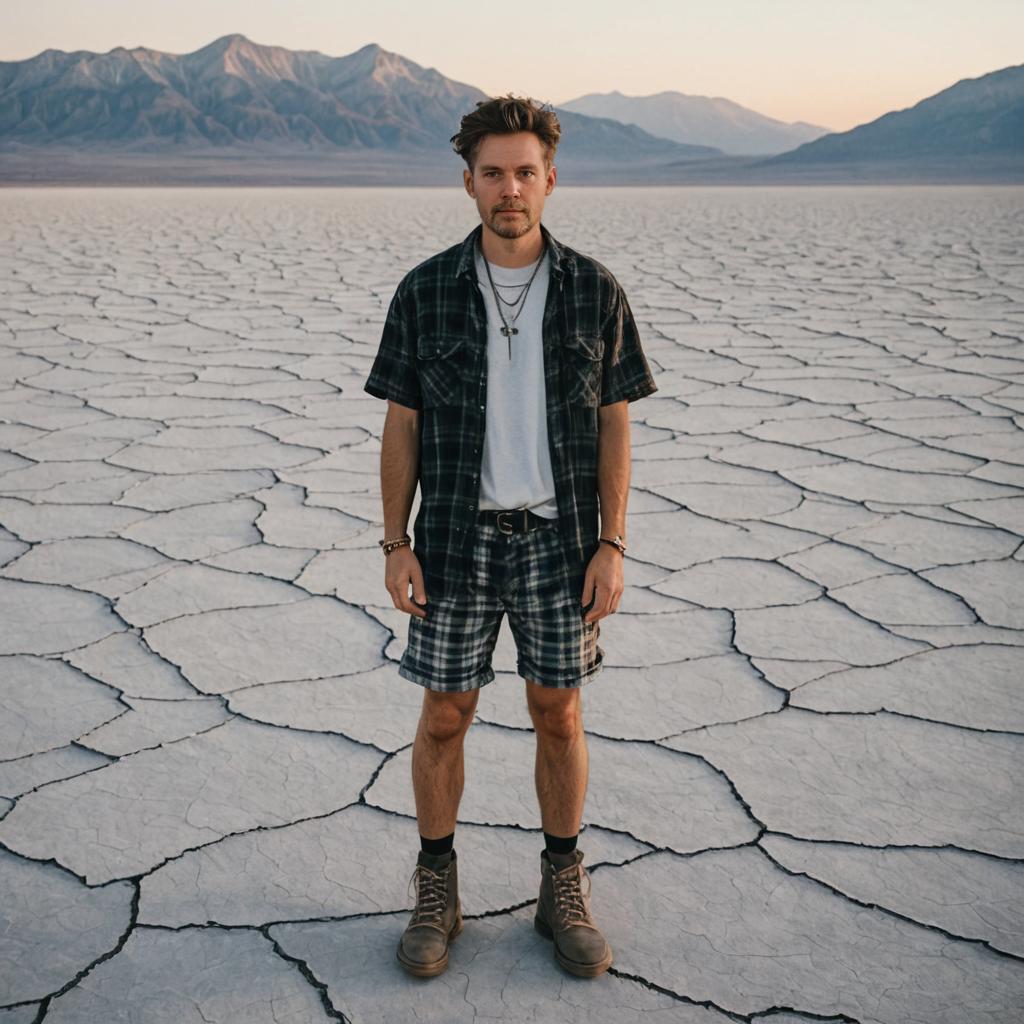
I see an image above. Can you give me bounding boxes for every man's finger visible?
[387,579,426,618]
[405,573,428,617]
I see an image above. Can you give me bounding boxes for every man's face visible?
[463,132,557,240]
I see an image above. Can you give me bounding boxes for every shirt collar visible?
[454,222,572,281]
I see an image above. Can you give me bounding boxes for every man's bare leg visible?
[411,688,480,838]
[399,687,478,977]
[526,678,612,977]
[525,681,588,836]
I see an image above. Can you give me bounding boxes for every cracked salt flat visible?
[0,185,1022,1022]
[138,804,649,929]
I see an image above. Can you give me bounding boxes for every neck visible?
[480,223,544,268]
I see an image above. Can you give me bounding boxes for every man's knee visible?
[526,681,582,739]
[419,689,478,742]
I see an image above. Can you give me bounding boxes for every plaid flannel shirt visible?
[364,222,658,601]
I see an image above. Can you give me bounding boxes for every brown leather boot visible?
[534,848,613,977]
[396,849,462,977]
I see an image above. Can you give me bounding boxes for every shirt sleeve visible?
[363,281,423,410]
[599,280,658,406]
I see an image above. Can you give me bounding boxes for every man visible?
[363,94,657,980]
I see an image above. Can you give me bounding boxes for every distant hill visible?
[552,109,717,160]
[560,90,829,155]
[0,33,713,163]
[764,63,1024,164]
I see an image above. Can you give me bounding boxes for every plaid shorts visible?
[398,517,604,693]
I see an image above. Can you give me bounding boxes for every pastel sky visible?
[5,0,1022,131]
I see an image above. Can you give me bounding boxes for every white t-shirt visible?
[474,245,560,519]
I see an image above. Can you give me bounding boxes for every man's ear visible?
[463,168,475,197]
[546,163,557,195]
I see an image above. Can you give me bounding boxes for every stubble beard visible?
[486,204,536,239]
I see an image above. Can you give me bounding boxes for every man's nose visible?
[500,175,520,197]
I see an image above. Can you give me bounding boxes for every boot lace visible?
[552,863,592,928]
[407,864,449,927]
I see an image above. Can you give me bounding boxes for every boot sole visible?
[533,914,613,978]
[396,912,463,978]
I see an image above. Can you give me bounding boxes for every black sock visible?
[544,830,578,857]
[420,831,455,857]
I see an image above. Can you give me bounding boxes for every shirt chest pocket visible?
[562,332,605,407]
[416,334,467,407]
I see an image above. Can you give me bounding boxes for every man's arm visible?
[582,399,630,622]
[596,399,631,540]
[381,400,420,537]
[582,272,655,622]
[380,400,428,617]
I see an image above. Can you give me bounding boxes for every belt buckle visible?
[495,509,528,540]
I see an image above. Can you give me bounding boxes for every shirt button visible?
[478,404,484,410]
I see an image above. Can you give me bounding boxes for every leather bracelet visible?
[599,535,626,555]
[379,534,411,556]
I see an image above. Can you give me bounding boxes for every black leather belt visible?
[476,507,559,535]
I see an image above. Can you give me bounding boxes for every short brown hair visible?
[451,94,561,171]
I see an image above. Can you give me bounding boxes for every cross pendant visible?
[501,324,517,360]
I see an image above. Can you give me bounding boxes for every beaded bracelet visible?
[379,534,411,556]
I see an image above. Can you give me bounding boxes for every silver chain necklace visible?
[480,243,547,359]
[491,278,532,306]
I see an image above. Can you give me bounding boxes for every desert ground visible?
[1,185,1022,1022]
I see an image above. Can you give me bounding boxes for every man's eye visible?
[520,171,534,178]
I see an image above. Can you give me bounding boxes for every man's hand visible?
[385,546,429,618]
[581,543,624,623]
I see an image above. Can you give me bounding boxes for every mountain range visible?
[0,34,713,162]
[0,34,1020,184]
